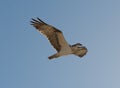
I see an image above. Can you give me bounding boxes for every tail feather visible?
[48,53,59,60]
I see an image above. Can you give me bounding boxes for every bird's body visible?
[31,18,87,60]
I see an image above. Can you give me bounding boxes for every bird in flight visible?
[31,18,88,60]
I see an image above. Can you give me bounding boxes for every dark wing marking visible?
[31,18,65,52]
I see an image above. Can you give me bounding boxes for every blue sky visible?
[0,0,120,88]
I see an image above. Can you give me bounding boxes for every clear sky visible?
[0,0,120,88]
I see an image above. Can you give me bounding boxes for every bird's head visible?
[71,43,88,57]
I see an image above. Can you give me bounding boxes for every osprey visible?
[31,18,87,60]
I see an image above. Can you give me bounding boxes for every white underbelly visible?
[59,46,72,56]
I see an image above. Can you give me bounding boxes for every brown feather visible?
[31,18,63,52]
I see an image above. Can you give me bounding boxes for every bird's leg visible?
[48,53,59,60]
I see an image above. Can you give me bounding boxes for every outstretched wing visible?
[31,18,69,52]
[74,46,88,57]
